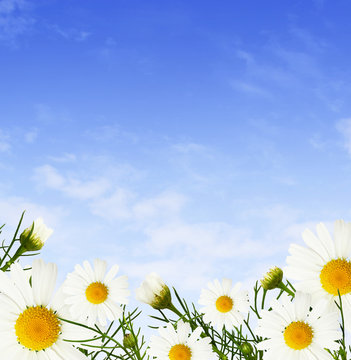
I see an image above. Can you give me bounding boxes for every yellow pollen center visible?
[215,295,233,313]
[284,321,313,350]
[169,344,192,360]
[85,282,109,304]
[15,306,61,351]
[320,258,351,295]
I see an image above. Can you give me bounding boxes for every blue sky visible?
[1,0,351,309]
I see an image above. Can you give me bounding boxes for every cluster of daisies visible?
[140,220,351,360]
[1,217,351,360]
[0,258,130,359]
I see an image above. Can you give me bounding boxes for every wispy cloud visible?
[230,80,273,98]
[33,164,111,200]
[84,124,139,144]
[34,103,71,124]
[0,195,64,230]
[24,128,37,143]
[172,142,209,155]
[49,24,91,42]
[336,118,351,156]
[0,129,11,152]
[0,0,34,45]
[32,163,186,223]
[289,27,327,54]
[309,133,327,150]
[235,49,254,65]
[48,153,77,163]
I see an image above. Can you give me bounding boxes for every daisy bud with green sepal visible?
[20,217,53,251]
[261,266,295,297]
[240,342,253,356]
[123,333,136,349]
[135,272,172,310]
[260,266,283,290]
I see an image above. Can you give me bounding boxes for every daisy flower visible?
[62,258,130,326]
[285,220,351,330]
[198,278,249,329]
[0,259,89,359]
[256,292,341,360]
[148,320,213,360]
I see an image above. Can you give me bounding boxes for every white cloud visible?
[90,188,135,220]
[143,221,273,259]
[33,164,111,200]
[90,190,186,222]
[24,128,37,143]
[32,163,187,223]
[236,49,254,65]
[48,153,77,163]
[309,133,326,150]
[230,81,273,98]
[336,118,351,156]
[0,195,64,231]
[34,103,71,125]
[0,0,27,14]
[84,124,139,144]
[0,129,10,152]
[172,142,208,154]
[0,0,34,45]
[49,24,91,42]
[133,192,186,219]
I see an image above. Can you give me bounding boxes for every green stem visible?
[0,244,26,271]
[167,303,186,321]
[0,210,26,267]
[167,302,227,359]
[277,282,295,297]
[337,290,347,360]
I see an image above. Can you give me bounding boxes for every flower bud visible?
[260,266,283,290]
[20,218,53,251]
[123,333,136,348]
[135,272,172,310]
[240,342,253,356]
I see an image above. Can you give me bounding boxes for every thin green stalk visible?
[0,244,26,271]
[0,210,26,267]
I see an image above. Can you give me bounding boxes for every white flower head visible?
[20,217,53,251]
[62,259,130,326]
[135,272,172,309]
[148,320,213,360]
[0,259,89,359]
[285,219,351,331]
[199,278,249,330]
[256,292,341,360]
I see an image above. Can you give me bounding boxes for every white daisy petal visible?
[0,258,89,359]
[62,259,129,326]
[198,278,249,330]
[256,291,341,360]
[148,320,213,360]
[286,219,351,332]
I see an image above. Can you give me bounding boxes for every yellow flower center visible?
[215,295,233,313]
[284,321,313,350]
[15,306,61,351]
[169,344,192,360]
[85,282,109,304]
[320,258,351,295]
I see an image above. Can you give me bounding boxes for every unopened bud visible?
[123,333,136,348]
[260,267,283,290]
[135,273,172,310]
[20,218,53,251]
[240,342,253,356]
